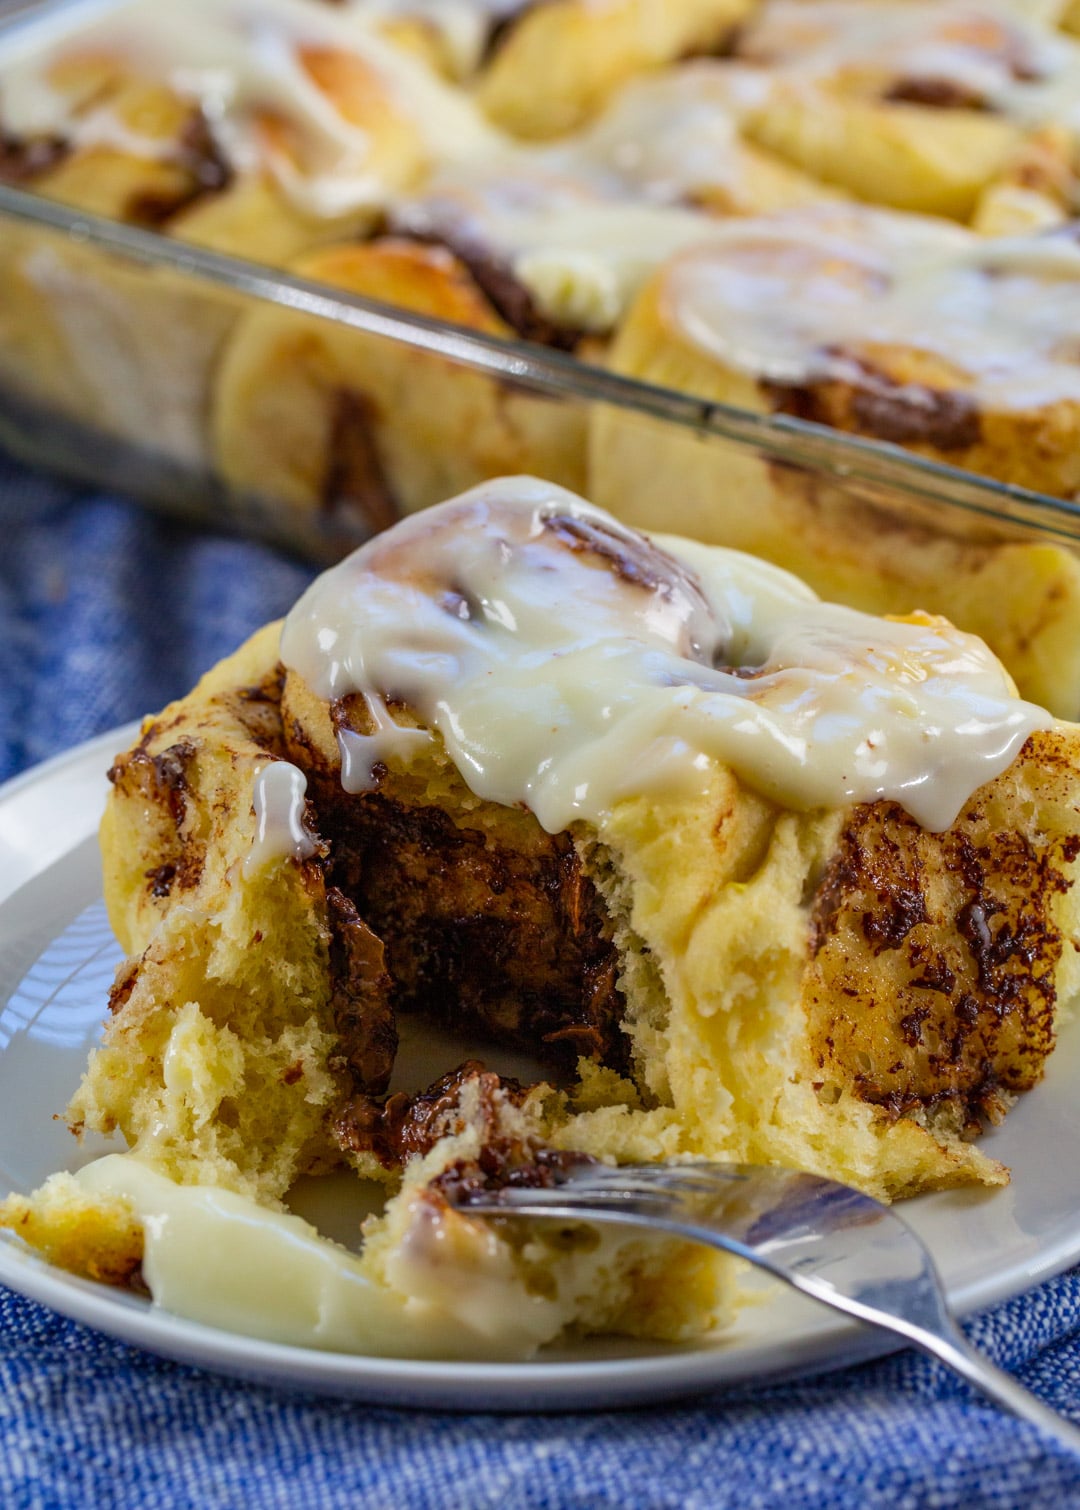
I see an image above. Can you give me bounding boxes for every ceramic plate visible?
[0,728,1078,1411]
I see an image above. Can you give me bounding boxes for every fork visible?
[451,1160,1080,1451]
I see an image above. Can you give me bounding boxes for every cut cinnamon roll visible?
[5,479,1079,1356]
[592,204,1080,715]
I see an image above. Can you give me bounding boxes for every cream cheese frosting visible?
[0,0,500,218]
[279,477,1051,834]
[388,68,772,333]
[71,1154,568,1358]
[244,761,320,877]
[737,0,1080,133]
[660,207,1080,408]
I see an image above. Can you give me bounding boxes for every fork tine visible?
[451,1159,1080,1454]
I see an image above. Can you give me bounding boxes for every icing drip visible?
[244,760,319,877]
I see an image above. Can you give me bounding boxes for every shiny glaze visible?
[280,477,1050,833]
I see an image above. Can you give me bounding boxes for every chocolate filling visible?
[283,682,629,1083]
[389,226,584,350]
[304,729,629,1077]
[321,390,401,539]
[127,110,233,228]
[334,1060,521,1165]
[337,1059,595,1183]
[881,78,989,110]
[766,353,982,452]
[807,790,1065,1129]
[326,886,397,1096]
[0,132,69,184]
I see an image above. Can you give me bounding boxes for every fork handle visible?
[891,1315,1080,1455]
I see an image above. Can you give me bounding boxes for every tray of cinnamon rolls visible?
[4,0,1080,721]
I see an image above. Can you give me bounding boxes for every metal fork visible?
[452,1160,1080,1451]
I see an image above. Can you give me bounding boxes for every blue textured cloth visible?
[1,452,1079,1509]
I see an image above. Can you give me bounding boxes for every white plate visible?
[0,728,1079,1412]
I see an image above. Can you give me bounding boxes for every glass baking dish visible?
[3,0,1080,719]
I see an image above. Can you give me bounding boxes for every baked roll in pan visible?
[0,0,495,475]
[730,0,1080,222]
[592,204,1080,716]
[467,0,756,140]
[213,61,844,534]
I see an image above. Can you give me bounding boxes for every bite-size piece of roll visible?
[591,204,1080,715]
[730,0,1080,222]
[5,479,1078,1358]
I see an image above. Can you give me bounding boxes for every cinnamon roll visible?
[0,0,497,478]
[729,0,1080,222]
[212,61,841,535]
[468,0,756,140]
[5,479,1078,1357]
[592,203,1080,715]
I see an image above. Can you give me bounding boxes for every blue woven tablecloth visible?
[2,453,1080,1509]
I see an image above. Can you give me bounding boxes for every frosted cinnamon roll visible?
[0,0,501,253]
[0,0,499,481]
[211,167,707,534]
[442,0,755,140]
[592,203,1080,715]
[211,61,840,537]
[5,479,1079,1359]
[730,0,1080,221]
[322,0,753,132]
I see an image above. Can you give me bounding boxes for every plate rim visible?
[0,725,1076,1410]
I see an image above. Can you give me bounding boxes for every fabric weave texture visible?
[0,454,1078,1509]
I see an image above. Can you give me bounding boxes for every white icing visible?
[555,66,770,202]
[388,67,784,332]
[280,477,1051,834]
[736,0,1080,133]
[338,697,435,794]
[244,761,319,877]
[0,0,500,217]
[71,1154,564,1358]
[397,170,727,330]
[662,207,1080,409]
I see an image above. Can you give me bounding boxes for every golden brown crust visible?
[763,344,1080,500]
[213,239,588,529]
[805,730,1080,1132]
[475,0,752,138]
